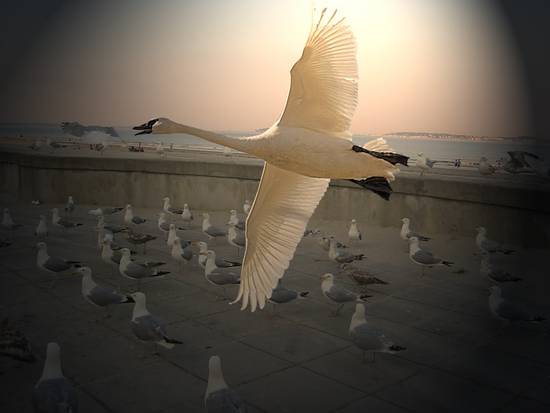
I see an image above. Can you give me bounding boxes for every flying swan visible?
[134,9,408,311]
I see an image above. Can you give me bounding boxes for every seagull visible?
[228,210,245,231]
[2,208,23,233]
[157,212,171,236]
[126,229,157,254]
[97,215,127,236]
[205,355,246,413]
[51,208,82,230]
[489,286,545,323]
[171,237,193,271]
[130,292,182,351]
[88,206,124,216]
[204,250,241,299]
[156,141,165,157]
[64,195,75,216]
[408,237,453,276]
[480,254,522,283]
[124,204,147,225]
[348,219,362,241]
[119,248,169,286]
[478,157,496,176]
[339,264,388,287]
[61,121,119,137]
[243,200,251,216]
[227,223,246,255]
[328,238,364,264]
[320,273,369,316]
[76,267,134,316]
[162,197,183,215]
[318,236,347,252]
[400,218,430,242]
[101,238,128,267]
[475,227,514,255]
[32,343,78,413]
[349,303,406,362]
[0,318,35,362]
[36,242,80,284]
[202,213,227,240]
[196,241,241,269]
[35,214,48,238]
[269,281,309,307]
[181,203,194,227]
[416,153,436,176]
[134,9,408,310]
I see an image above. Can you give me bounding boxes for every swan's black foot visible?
[352,145,409,166]
[349,177,392,201]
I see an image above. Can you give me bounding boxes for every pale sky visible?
[1,0,532,136]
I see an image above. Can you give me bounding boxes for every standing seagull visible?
[227,223,246,256]
[320,273,369,316]
[134,9,408,310]
[400,218,430,242]
[88,206,124,216]
[124,204,147,225]
[52,208,82,230]
[349,303,406,362]
[243,200,251,216]
[171,237,193,271]
[196,241,241,269]
[205,355,246,413]
[204,250,241,299]
[76,267,134,316]
[228,210,245,231]
[348,219,362,241]
[328,238,364,264]
[162,197,183,216]
[126,229,156,254]
[475,227,514,255]
[416,153,436,176]
[36,242,80,285]
[64,195,75,216]
[269,281,309,309]
[408,237,453,276]
[35,214,48,238]
[480,254,522,283]
[489,286,545,323]
[181,203,194,227]
[202,213,227,240]
[32,343,78,413]
[119,249,169,285]
[130,292,182,352]
[2,208,23,235]
[158,212,170,236]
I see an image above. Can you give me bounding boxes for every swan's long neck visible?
[39,345,63,383]
[350,307,367,331]
[163,122,257,153]
[206,357,228,398]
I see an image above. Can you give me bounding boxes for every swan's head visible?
[401,217,410,224]
[133,117,177,135]
[351,219,356,224]
[36,242,47,251]
[476,226,486,234]
[320,273,333,282]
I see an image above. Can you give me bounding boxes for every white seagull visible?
[227,223,246,255]
[349,303,406,362]
[32,343,78,413]
[35,214,48,238]
[228,209,245,231]
[52,208,82,230]
[416,153,436,176]
[475,227,514,255]
[181,203,194,227]
[478,157,496,176]
[348,219,362,241]
[408,237,453,276]
[320,273,369,316]
[134,9,408,310]
[202,213,227,240]
[243,200,251,216]
[489,286,545,323]
[205,355,246,412]
[400,218,430,242]
[162,197,183,215]
[124,204,147,225]
[196,241,241,269]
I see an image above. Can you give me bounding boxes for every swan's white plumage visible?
[278,9,358,139]
[232,163,329,311]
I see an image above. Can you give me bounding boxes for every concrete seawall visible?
[1,150,549,247]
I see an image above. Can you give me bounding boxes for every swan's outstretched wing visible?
[278,9,358,138]
[233,163,329,311]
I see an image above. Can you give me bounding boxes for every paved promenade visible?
[1,196,549,412]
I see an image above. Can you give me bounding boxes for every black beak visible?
[133,118,158,136]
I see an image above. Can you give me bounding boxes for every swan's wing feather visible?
[278,9,358,138]
[233,163,329,311]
